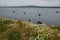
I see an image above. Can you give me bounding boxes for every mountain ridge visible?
[0,5,60,8]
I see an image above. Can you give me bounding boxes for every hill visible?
[0,16,60,40]
[0,5,60,8]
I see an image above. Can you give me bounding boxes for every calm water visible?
[0,8,60,26]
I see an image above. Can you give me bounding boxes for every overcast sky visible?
[0,0,60,6]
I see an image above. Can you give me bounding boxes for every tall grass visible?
[7,30,21,40]
[0,20,13,32]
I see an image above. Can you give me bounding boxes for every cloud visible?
[0,0,60,6]
[43,0,60,2]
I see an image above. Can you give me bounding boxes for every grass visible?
[7,30,21,40]
[0,17,60,40]
[0,20,13,32]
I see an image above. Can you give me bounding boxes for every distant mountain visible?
[0,5,60,8]
[20,5,41,8]
[20,5,60,8]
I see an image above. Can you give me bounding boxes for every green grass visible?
[7,30,21,40]
[0,20,13,32]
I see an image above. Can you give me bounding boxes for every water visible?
[0,8,60,26]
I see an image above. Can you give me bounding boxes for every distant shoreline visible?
[0,7,60,8]
[0,5,60,8]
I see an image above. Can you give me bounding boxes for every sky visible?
[0,0,60,6]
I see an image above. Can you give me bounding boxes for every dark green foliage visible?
[57,36,60,40]
[44,36,48,40]
[0,20,13,32]
[7,30,21,40]
[0,20,13,25]
[36,38,39,40]
[25,33,30,37]
[55,36,60,40]
[33,32,38,37]
[25,32,32,37]
[0,26,6,32]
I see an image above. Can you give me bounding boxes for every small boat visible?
[38,14,41,16]
[56,11,59,13]
[13,11,15,13]
[24,12,26,14]
[28,19,31,21]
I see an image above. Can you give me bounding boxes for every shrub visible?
[7,30,21,40]
[0,20,13,32]
[0,26,7,32]
[0,20,13,25]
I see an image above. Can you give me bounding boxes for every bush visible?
[0,20,13,32]
[0,26,7,32]
[7,30,21,40]
[0,20,13,25]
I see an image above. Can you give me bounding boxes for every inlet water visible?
[0,8,60,26]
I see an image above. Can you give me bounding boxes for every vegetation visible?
[0,17,60,40]
[0,20,13,32]
[7,30,21,40]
